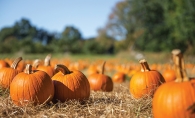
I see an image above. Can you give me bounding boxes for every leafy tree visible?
[0,27,17,42]
[59,26,83,53]
[162,0,195,53]
[14,18,37,40]
[61,26,82,41]
[35,28,55,45]
[104,0,195,53]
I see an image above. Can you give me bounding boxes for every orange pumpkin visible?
[112,71,126,83]
[162,69,176,82]
[52,64,90,102]
[32,59,41,70]
[153,49,195,118]
[0,60,10,69]
[37,54,55,77]
[88,61,113,92]
[10,64,54,106]
[0,57,22,88]
[129,59,165,99]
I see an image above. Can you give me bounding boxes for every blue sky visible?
[0,0,121,38]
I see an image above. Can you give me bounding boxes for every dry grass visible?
[2,51,194,117]
[0,82,153,118]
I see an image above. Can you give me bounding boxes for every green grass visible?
[0,51,194,64]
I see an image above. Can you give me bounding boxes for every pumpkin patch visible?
[0,51,194,117]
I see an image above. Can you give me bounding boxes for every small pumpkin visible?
[112,71,126,83]
[162,69,176,82]
[129,59,165,99]
[37,54,55,77]
[0,60,10,69]
[88,61,113,92]
[152,49,195,118]
[87,64,99,75]
[52,64,90,102]
[10,64,54,106]
[0,57,22,88]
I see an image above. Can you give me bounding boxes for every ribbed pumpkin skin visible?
[0,60,9,69]
[162,70,176,82]
[153,81,195,118]
[52,71,90,102]
[0,68,19,88]
[10,70,54,106]
[88,74,113,92]
[130,70,164,99]
[0,57,22,89]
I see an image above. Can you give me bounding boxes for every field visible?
[0,82,152,117]
[0,51,195,117]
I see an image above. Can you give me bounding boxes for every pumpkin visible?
[52,64,90,102]
[0,57,22,89]
[16,60,25,72]
[87,64,99,75]
[10,64,54,106]
[37,54,55,77]
[162,69,176,82]
[152,49,195,118]
[32,59,41,70]
[129,59,165,99]
[88,61,113,92]
[0,60,10,69]
[112,71,126,83]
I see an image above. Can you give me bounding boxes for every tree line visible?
[0,18,115,54]
[0,0,195,54]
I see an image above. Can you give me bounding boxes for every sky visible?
[0,0,121,39]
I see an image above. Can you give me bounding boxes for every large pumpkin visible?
[88,61,113,92]
[37,54,55,78]
[0,57,22,89]
[10,64,54,106]
[52,64,90,102]
[153,49,195,118]
[129,59,165,99]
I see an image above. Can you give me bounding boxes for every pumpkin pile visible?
[0,54,92,106]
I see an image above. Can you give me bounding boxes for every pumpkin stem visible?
[44,54,51,66]
[101,61,106,74]
[172,49,189,82]
[24,64,33,74]
[55,64,71,74]
[11,57,23,69]
[139,59,150,72]
[33,59,41,69]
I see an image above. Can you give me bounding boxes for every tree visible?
[162,0,195,53]
[104,0,195,53]
[0,27,17,42]
[59,26,82,53]
[14,18,37,40]
[35,28,55,45]
[61,26,82,41]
